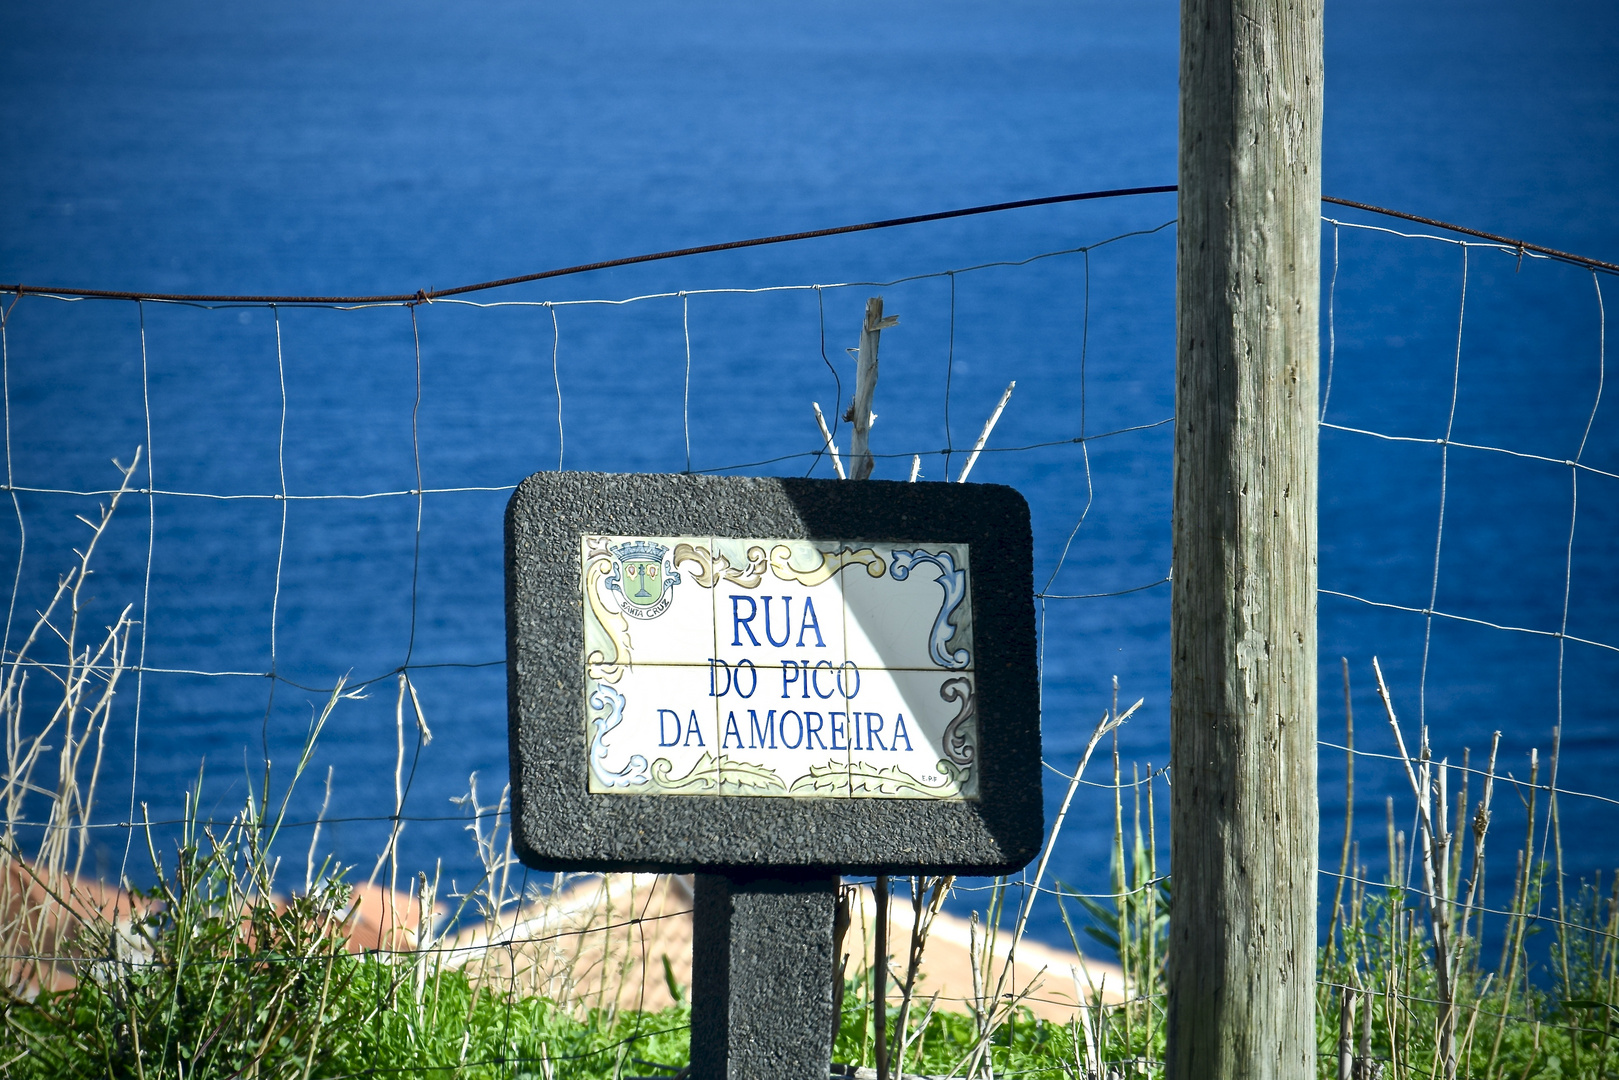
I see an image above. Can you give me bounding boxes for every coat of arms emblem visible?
[604,540,681,620]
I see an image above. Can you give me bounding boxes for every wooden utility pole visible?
[1168,0,1322,1076]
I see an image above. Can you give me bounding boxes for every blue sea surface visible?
[1,0,1616,954]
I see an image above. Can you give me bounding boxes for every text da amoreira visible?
[651,656,917,754]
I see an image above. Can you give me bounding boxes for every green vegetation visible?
[7,921,693,1079]
[10,960,693,1079]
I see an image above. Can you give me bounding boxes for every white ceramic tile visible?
[717,676,853,798]
[580,535,717,667]
[584,663,720,795]
[844,543,974,672]
[581,533,978,801]
[707,655,850,709]
[843,667,977,800]
[707,537,859,669]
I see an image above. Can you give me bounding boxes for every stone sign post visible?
[506,472,1042,1079]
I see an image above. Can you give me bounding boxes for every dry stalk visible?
[1337,983,1356,1080]
[956,690,1139,1078]
[0,451,141,996]
[874,873,890,1080]
[812,402,846,480]
[366,671,432,953]
[1070,968,1104,1078]
[892,873,954,1078]
[1487,748,1540,1080]
[1373,656,1484,1079]
[831,882,852,1049]
[1327,658,1355,953]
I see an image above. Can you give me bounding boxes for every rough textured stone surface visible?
[690,873,838,1080]
[505,471,1042,874]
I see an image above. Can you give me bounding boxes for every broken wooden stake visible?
[845,296,898,481]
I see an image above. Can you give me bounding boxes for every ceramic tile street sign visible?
[506,472,1041,875]
[582,533,978,800]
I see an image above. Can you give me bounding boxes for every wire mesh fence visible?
[0,196,1613,1076]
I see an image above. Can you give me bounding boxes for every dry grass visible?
[0,451,140,998]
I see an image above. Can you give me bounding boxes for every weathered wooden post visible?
[1168,0,1322,1075]
[846,296,899,482]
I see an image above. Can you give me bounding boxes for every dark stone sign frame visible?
[505,471,1043,876]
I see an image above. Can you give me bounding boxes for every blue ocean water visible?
[1,0,1616,954]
